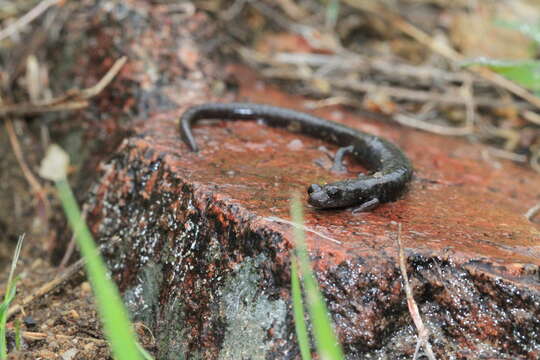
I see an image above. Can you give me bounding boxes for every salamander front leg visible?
[351,198,380,213]
[330,145,354,173]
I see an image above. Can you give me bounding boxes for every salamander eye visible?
[308,184,322,194]
[326,186,341,197]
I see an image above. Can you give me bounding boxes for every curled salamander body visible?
[179,102,413,210]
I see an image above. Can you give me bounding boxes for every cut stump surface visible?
[89,67,540,359]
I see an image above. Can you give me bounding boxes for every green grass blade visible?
[325,0,340,29]
[55,179,143,360]
[0,302,9,359]
[0,296,13,359]
[0,234,24,359]
[291,255,312,360]
[461,58,540,92]
[290,197,344,360]
[6,235,23,295]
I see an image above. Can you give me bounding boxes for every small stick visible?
[338,78,519,109]
[0,56,126,118]
[4,118,51,218]
[393,113,472,136]
[264,216,342,244]
[396,223,436,360]
[0,0,62,41]
[462,75,476,133]
[0,100,88,117]
[80,56,127,99]
[59,205,88,269]
[274,52,478,84]
[522,111,540,126]
[258,65,520,109]
[7,258,84,319]
[22,331,107,344]
[240,46,532,110]
[525,202,540,222]
[485,147,528,163]
[530,149,540,173]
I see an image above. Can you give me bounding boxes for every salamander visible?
[179,102,413,210]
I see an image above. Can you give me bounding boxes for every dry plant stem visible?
[59,205,88,268]
[58,230,78,269]
[522,111,540,126]
[525,202,540,222]
[0,100,88,117]
[0,56,126,118]
[22,331,107,344]
[0,0,61,41]
[305,96,357,109]
[338,78,479,108]
[7,258,84,319]
[260,66,504,108]
[79,56,127,99]
[463,75,476,132]
[530,149,540,173]
[274,52,477,84]
[241,47,522,110]
[4,118,51,217]
[393,114,472,136]
[263,216,342,244]
[485,147,527,163]
[396,223,436,360]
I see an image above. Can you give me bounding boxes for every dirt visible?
[2,255,157,360]
[3,257,107,359]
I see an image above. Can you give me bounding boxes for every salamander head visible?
[307,183,351,209]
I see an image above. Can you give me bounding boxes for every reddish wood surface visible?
[90,66,539,358]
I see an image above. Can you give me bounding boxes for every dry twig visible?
[22,330,107,344]
[1,57,126,248]
[522,111,540,126]
[530,147,540,173]
[264,216,342,244]
[79,56,127,99]
[273,52,479,84]
[59,205,88,269]
[393,113,472,136]
[7,258,84,319]
[0,100,89,117]
[240,48,527,110]
[525,202,540,222]
[396,223,436,360]
[0,0,62,41]
[337,78,481,108]
[4,118,51,218]
[484,147,528,163]
[0,56,127,118]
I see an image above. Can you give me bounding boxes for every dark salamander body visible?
[179,103,413,210]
